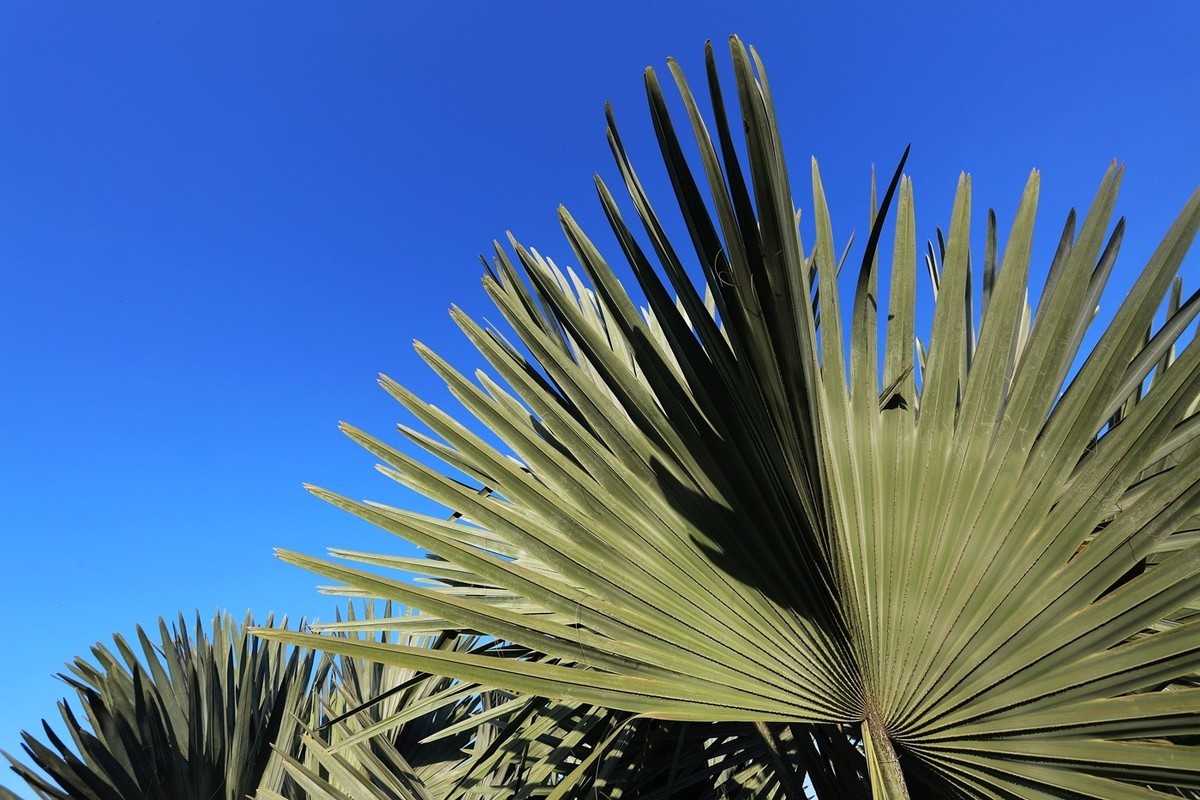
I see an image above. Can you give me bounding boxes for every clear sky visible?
[2,1,1200,789]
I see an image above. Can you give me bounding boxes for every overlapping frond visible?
[270,604,803,799]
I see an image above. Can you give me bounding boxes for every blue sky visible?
[2,1,1199,788]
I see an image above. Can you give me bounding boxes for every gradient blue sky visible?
[3,1,1200,788]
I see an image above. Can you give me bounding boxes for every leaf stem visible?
[863,705,910,799]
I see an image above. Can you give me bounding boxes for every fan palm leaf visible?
[262,37,1200,797]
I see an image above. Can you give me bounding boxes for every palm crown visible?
[4,614,322,800]
[259,36,1200,798]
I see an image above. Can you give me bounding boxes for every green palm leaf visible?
[263,36,1200,797]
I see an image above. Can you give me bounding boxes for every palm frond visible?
[264,36,1200,798]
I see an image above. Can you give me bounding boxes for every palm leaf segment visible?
[267,36,1200,797]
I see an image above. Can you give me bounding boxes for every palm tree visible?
[3,613,323,800]
[262,36,1200,797]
